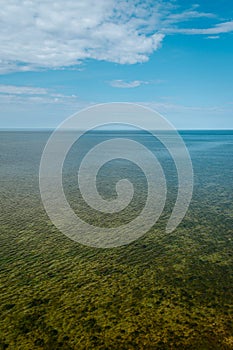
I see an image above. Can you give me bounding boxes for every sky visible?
[0,0,232,129]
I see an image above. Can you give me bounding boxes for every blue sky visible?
[0,0,232,129]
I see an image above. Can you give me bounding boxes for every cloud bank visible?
[0,0,166,73]
[0,1,233,73]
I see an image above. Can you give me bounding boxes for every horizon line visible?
[1,128,233,132]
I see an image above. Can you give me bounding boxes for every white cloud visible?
[0,84,79,105]
[109,79,164,88]
[141,101,227,114]
[110,80,149,88]
[0,1,232,74]
[166,20,233,35]
[164,9,216,24]
[0,85,48,95]
[0,0,166,73]
[205,35,220,39]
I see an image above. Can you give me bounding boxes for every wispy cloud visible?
[109,79,165,88]
[165,20,233,35]
[0,84,78,105]
[110,80,149,88]
[0,85,48,95]
[205,35,220,40]
[164,9,216,24]
[141,101,232,129]
[142,101,227,114]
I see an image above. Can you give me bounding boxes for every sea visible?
[0,130,232,349]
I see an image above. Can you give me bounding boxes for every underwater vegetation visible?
[0,131,232,349]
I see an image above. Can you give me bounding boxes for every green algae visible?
[0,131,232,349]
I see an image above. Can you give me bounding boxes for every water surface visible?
[0,130,232,349]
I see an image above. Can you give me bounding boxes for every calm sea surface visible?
[0,130,232,349]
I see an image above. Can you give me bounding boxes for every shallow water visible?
[0,130,232,349]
